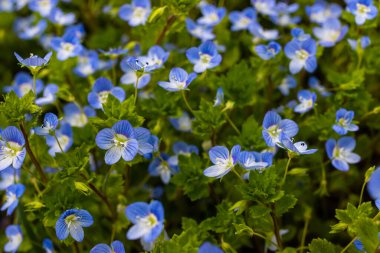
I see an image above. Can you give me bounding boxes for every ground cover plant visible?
[1,0,380,252]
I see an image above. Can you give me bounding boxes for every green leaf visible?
[103,95,144,127]
[233,223,254,237]
[309,238,337,253]
[0,90,40,122]
[275,194,297,216]
[148,6,167,23]
[353,217,379,253]
[193,99,225,137]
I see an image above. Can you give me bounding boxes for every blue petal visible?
[55,218,69,240]
[76,209,94,227]
[44,113,59,129]
[209,146,229,164]
[325,139,336,159]
[1,126,25,146]
[96,128,115,150]
[332,158,349,172]
[90,244,112,253]
[186,47,200,63]
[169,68,188,83]
[150,200,164,222]
[112,120,135,138]
[203,164,230,178]
[69,222,84,242]
[111,87,126,102]
[231,145,241,164]
[88,91,102,109]
[143,223,163,243]
[263,111,281,129]
[199,242,223,253]
[121,139,139,161]
[125,202,150,223]
[13,148,26,170]
[105,147,122,165]
[111,240,125,253]
[93,77,113,93]
[337,137,356,151]
[279,119,299,137]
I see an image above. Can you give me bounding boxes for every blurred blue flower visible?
[169,111,193,132]
[51,33,83,61]
[346,0,378,25]
[285,38,317,74]
[14,16,47,40]
[36,84,59,106]
[254,41,281,60]
[15,51,52,70]
[46,123,73,156]
[306,1,342,24]
[34,113,59,136]
[333,108,359,135]
[251,0,277,16]
[186,18,215,41]
[49,8,76,26]
[278,75,296,96]
[9,72,44,98]
[326,137,361,171]
[1,183,25,215]
[279,133,317,155]
[173,141,199,156]
[90,240,125,253]
[149,153,179,184]
[29,0,58,17]
[4,225,22,253]
[229,7,256,31]
[347,36,371,50]
[42,238,54,253]
[119,0,151,27]
[313,18,348,47]
[294,90,317,114]
[249,22,279,41]
[197,4,226,26]
[270,3,300,27]
[308,77,331,97]
[88,77,125,110]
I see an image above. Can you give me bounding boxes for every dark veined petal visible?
[95,128,115,150]
[149,200,164,222]
[209,146,229,164]
[112,120,135,138]
[111,240,125,253]
[125,202,150,223]
[69,222,84,242]
[55,217,69,240]
[90,244,112,253]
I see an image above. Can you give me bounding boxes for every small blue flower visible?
[278,75,296,96]
[1,183,25,215]
[173,141,199,156]
[43,238,54,253]
[95,120,139,165]
[197,4,226,26]
[186,18,215,41]
[55,209,94,242]
[73,50,101,77]
[169,111,193,132]
[35,83,59,106]
[4,225,22,253]
[262,111,299,147]
[239,151,273,170]
[367,167,380,206]
[186,41,222,73]
[148,153,179,184]
[294,90,317,114]
[90,240,125,253]
[306,1,342,24]
[198,242,223,253]
[120,57,151,89]
[291,28,311,41]
[204,145,241,178]
[63,103,89,127]
[158,67,197,92]
[270,3,300,27]
[143,135,159,160]
[49,8,76,26]
[14,51,52,70]
[346,0,378,25]
[313,18,348,47]
[119,0,151,27]
[347,36,371,50]
[284,38,317,74]
[88,77,126,110]
[29,0,58,17]
[51,33,83,61]
[14,16,47,40]
[229,7,256,31]
[46,123,73,156]
[135,127,155,155]
[125,200,164,243]
[214,87,224,106]
[251,0,277,16]
[326,137,361,171]
[0,126,26,171]
[254,41,281,60]
[279,133,318,155]
[0,167,17,190]
[249,23,279,41]
[34,113,59,136]
[145,45,170,72]
[9,72,44,98]
[308,77,331,97]
[333,108,359,135]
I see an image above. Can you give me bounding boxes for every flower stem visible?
[54,133,64,153]
[133,76,140,105]
[270,204,283,250]
[300,208,312,253]
[358,179,367,205]
[232,168,244,183]
[32,73,37,101]
[181,90,194,115]
[224,112,240,135]
[281,157,292,186]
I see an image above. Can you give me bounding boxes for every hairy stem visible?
[182,90,194,115]
[224,112,240,135]
[281,157,292,185]
[156,15,176,44]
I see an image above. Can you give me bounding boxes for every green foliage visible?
[309,239,338,253]
[0,91,40,123]
[193,99,225,137]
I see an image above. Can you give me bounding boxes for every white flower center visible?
[136,213,158,229]
[113,134,128,147]
[357,3,370,14]
[200,53,212,64]
[296,49,309,60]
[133,7,147,19]
[98,91,110,104]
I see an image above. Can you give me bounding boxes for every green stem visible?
[181,90,194,115]
[112,61,117,85]
[340,238,356,253]
[133,76,140,105]
[231,168,244,183]
[300,210,311,253]
[54,133,64,153]
[358,180,367,205]
[270,204,283,250]
[281,157,292,185]
[32,73,37,101]
[224,112,240,135]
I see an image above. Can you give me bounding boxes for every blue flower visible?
[88,77,125,110]
[197,4,226,26]
[55,209,94,242]
[291,28,311,41]
[29,0,58,17]
[9,72,44,98]
[284,38,317,74]
[326,137,361,172]
[214,87,224,106]
[63,103,89,127]
[4,225,22,253]
[333,108,359,135]
[51,33,83,61]
[313,18,348,47]
[173,141,199,156]
[279,133,318,155]
[254,41,281,60]
[186,18,215,41]
[125,200,164,243]
[35,83,59,106]
[99,47,128,58]
[42,238,54,253]
[1,183,25,215]
[262,111,299,147]
[14,51,52,71]
[135,127,155,155]
[346,0,378,25]
[306,1,342,24]
[14,16,47,40]
[347,36,371,50]
[308,77,331,97]
[249,23,279,41]
[251,0,277,16]
[0,167,18,190]
[169,111,193,132]
[229,7,256,31]
[119,0,151,27]
[34,113,59,136]
[367,167,380,207]
[145,45,170,71]
[46,123,73,156]
[270,3,300,27]
[158,67,197,92]
[278,75,296,96]
[238,151,273,170]
[198,242,223,253]
[186,41,222,73]
[49,8,76,26]
[120,57,151,89]
[95,120,139,165]
[204,145,241,178]
[148,153,179,184]
[294,90,317,114]
[0,126,26,171]
[90,240,125,253]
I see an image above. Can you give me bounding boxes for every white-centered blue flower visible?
[49,7,76,26]
[14,16,47,40]
[278,75,296,96]
[35,83,59,106]
[197,4,226,26]
[29,0,58,17]
[148,153,179,184]
[186,18,215,41]
[346,0,378,25]
[333,108,359,135]
[313,18,348,47]
[326,137,361,172]
[186,41,222,73]
[119,0,151,27]
[90,240,125,253]
[0,167,18,190]
[254,41,281,60]
[284,38,317,74]
[34,113,59,136]
[1,183,25,215]
[306,1,342,24]
[238,151,273,170]
[88,77,125,110]
[158,67,197,92]
[4,225,22,253]
[55,209,94,242]
[45,123,73,156]
[347,36,371,50]
[169,112,193,132]
[294,90,317,114]
[8,72,44,98]
[204,145,241,178]
[51,33,83,61]
[229,7,256,31]
[0,126,26,171]
[251,0,277,16]
[279,133,318,155]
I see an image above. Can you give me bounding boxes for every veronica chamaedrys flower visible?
[262,111,299,147]
[255,41,281,60]
[203,145,241,178]
[46,123,73,156]
[90,240,125,253]
[43,238,54,253]
[14,16,47,40]
[278,75,296,96]
[313,18,348,47]
[145,45,170,71]
[197,4,226,26]
[34,113,59,136]
[173,141,199,156]
[4,225,22,253]
[169,111,193,132]
[308,76,331,97]
[36,84,59,106]
[134,127,154,155]
[198,242,223,253]
[29,0,58,17]
[88,77,125,110]
[10,72,44,98]
[252,0,277,16]
[148,154,179,184]
[229,7,256,31]
[326,137,361,171]
[333,108,359,135]
[367,167,380,208]
[55,209,94,242]
[238,151,273,170]
[125,200,164,243]
[119,0,151,27]
[346,0,378,25]
[120,57,151,89]
[49,8,76,26]
[63,103,89,127]
[271,2,301,27]
[291,28,311,41]
[0,167,17,190]
[185,18,215,41]
[214,87,224,106]
[14,51,52,72]
[158,67,197,92]
[186,41,222,73]
[1,183,25,215]
[285,38,317,74]
[51,32,83,61]
[0,126,26,171]
[73,50,100,77]
[249,23,279,41]
[279,133,317,155]
[294,90,317,114]
[306,1,342,24]
[348,36,371,50]
[95,120,139,165]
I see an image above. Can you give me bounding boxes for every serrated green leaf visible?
[309,238,337,253]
